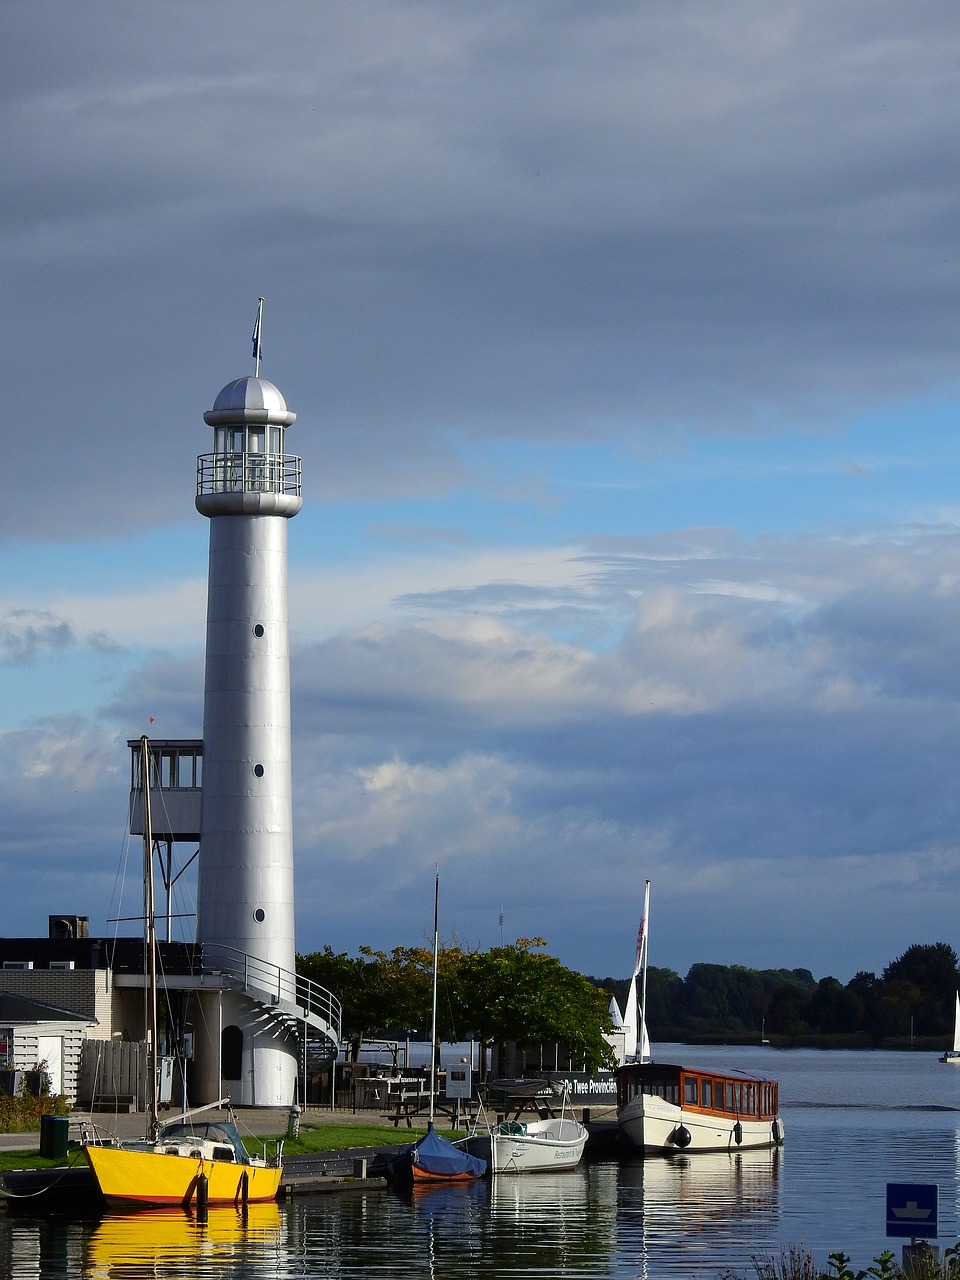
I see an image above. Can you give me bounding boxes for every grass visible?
[0,1148,90,1173]
[0,1120,459,1172]
[267,1121,458,1156]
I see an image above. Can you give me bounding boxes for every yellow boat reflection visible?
[85,1201,282,1277]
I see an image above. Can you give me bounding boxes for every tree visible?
[451,940,616,1079]
[805,976,864,1035]
[882,943,959,1036]
[297,944,436,1060]
[299,939,616,1076]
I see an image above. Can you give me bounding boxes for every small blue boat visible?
[392,1123,487,1185]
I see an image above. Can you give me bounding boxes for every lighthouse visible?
[192,348,303,1106]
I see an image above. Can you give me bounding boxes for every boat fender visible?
[196,1171,209,1222]
[771,1119,784,1145]
[668,1125,691,1149]
[733,1121,743,1146]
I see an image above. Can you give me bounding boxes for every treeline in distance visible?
[589,941,960,1045]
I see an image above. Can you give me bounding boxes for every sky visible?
[4,1,960,988]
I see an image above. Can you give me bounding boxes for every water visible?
[4,1046,960,1278]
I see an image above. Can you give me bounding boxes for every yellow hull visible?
[84,1144,282,1209]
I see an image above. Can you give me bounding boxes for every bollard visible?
[902,1243,939,1278]
[287,1104,301,1140]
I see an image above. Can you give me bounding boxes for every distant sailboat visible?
[940,993,960,1064]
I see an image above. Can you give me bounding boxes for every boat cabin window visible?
[642,1076,679,1104]
[616,1065,681,1108]
[674,1072,778,1117]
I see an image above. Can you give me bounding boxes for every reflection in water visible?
[10,1080,959,1280]
[617,1148,783,1279]
[84,1203,281,1278]
[489,1168,616,1277]
[0,1155,784,1280]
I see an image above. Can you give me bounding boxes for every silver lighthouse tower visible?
[193,370,302,1106]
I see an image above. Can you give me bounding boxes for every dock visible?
[0,1101,620,1210]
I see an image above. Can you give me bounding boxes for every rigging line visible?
[107,794,138,955]
[441,971,459,1046]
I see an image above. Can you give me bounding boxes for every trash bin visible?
[39,1114,69,1159]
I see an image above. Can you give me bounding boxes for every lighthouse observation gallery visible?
[191,373,303,1107]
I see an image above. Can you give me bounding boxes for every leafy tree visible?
[297,944,437,1059]
[805,976,864,1035]
[452,939,616,1078]
[882,942,959,1035]
[299,939,615,1075]
[766,983,812,1036]
[875,977,923,1040]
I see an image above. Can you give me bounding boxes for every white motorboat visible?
[614,880,783,1154]
[462,1112,588,1174]
[616,1060,784,1154]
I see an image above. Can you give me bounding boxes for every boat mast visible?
[140,736,160,1138]
[429,867,439,1125]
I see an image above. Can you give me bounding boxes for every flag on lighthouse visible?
[634,881,650,978]
[251,300,263,363]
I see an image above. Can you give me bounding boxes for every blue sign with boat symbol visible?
[886,1183,938,1239]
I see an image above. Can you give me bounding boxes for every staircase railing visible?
[200,943,342,1042]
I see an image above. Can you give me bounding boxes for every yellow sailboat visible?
[83,739,283,1209]
[83,1103,283,1209]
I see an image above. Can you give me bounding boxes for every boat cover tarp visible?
[406,1123,486,1179]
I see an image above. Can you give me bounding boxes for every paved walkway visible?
[1,1100,618,1154]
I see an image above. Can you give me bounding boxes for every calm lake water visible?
[4,1045,960,1279]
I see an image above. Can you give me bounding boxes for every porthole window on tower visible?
[254,909,265,923]
[254,764,264,778]
[254,624,264,638]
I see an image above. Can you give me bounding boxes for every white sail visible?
[640,885,655,1064]
[620,973,638,1061]
[608,995,624,1028]
[625,880,651,1063]
[939,991,960,1062]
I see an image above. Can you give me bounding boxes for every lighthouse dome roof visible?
[204,376,297,427]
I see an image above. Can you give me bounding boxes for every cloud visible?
[5,2,960,540]
[3,516,960,979]
[5,1,960,988]
[0,610,121,666]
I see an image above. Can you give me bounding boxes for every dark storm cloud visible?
[4,1,960,538]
